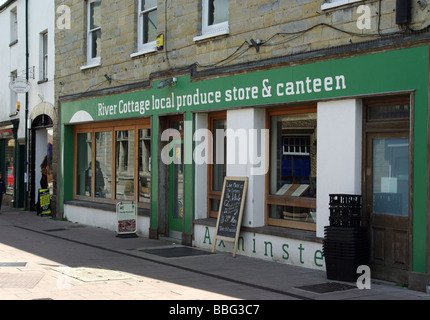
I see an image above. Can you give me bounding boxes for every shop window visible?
[116,130,135,200]
[138,0,157,53]
[76,132,92,197]
[74,119,150,208]
[208,112,226,218]
[95,131,112,199]
[138,129,151,204]
[267,106,317,231]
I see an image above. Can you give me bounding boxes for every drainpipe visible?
[24,0,29,209]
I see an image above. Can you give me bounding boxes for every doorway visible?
[30,115,53,210]
[159,115,184,240]
[363,96,411,283]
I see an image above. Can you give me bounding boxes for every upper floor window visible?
[40,31,48,81]
[201,0,229,38]
[10,7,18,45]
[86,0,101,66]
[138,0,157,53]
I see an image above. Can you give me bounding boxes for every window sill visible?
[321,0,362,10]
[194,218,321,242]
[130,46,157,58]
[193,27,229,42]
[80,60,101,71]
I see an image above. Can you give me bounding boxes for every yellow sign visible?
[39,189,51,215]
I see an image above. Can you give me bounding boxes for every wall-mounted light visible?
[157,77,177,89]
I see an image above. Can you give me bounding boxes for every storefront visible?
[59,45,429,287]
[0,124,16,205]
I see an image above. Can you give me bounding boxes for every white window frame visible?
[134,0,157,56]
[10,7,18,45]
[40,31,48,81]
[84,0,101,68]
[321,0,362,10]
[194,0,229,42]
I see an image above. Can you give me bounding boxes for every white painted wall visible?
[0,0,55,137]
[226,108,267,228]
[316,99,362,237]
[194,113,208,220]
[64,204,151,238]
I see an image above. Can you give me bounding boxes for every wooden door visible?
[364,131,410,283]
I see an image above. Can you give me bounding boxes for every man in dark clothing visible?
[0,172,6,212]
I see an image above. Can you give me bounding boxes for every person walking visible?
[0,172,6,213]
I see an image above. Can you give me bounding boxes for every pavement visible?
[0,205,429,302]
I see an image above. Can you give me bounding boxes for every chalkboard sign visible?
[212,177,248,257]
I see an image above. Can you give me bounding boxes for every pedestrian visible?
[0,172,6,213]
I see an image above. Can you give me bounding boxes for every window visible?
[74,119,151,208]
[10,70,18,115]
[267,106,317,231]
[86,0,101,66]
[116,130,135,200]
[138,0,157,53]
[208,112,226,218]
[138,129,151,205]
[10,7,18,45]
[197,0,229,40]
[40,31,48,81]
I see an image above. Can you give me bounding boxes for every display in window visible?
[269,112,317,226]
[116,130,135,200]
[95,131,112,199]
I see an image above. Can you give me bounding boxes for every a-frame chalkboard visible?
[212,177,248,257]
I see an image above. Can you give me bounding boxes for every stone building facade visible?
[55,0,430,291]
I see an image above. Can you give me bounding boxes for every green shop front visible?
[59,46,429,290]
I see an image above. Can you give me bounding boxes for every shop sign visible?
[212,177,248,257]
[39,189,51,215]
[116,201,137,237]
[9,78,32,93]
[61,46,428,124]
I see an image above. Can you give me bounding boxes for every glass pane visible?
[212,118,226,192]
[76,132,92,197]
[91,29,101,58]
[90,1,101,29]
[143,10,157,44]
[369,104,410,120]
[142,0,157,10]
[270,113,317,196]
[138,129,151,205]
[208,0,229,25]
[269,112,317,225]
[95,131,112,199]
[372,138,409,216]
[269,205,317,224]
[116,130,135,200]
[170,140,184,220]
